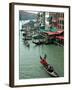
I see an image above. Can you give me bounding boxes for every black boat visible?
[32,41,44,45]
[40,59,59,77]
[32,39,46,45]
[24,40,30,47]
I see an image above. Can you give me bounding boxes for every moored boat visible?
[24,40,30,47]
[32,40,45,45]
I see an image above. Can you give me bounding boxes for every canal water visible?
[19,31,64,79]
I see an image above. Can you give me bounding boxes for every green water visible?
[19,31,64,79]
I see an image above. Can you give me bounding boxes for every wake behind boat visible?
[40,55,59,77]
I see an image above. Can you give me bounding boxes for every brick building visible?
[49,12,64,30]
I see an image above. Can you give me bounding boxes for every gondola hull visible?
[40,62,59,77]
[32,41,44,45]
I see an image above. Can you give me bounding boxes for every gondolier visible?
[40,54,48,66]
[40,55,59,77]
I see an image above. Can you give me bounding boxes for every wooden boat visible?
[24,40,30,47]
[32,41,45,45]
[40,60,59,77]
[26,43,30,47]
[32,39,47,45]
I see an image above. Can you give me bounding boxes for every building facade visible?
[49,12,64,30]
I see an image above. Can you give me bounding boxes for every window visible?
[62,20,64,25]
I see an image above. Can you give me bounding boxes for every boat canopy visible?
[50,26,57,32]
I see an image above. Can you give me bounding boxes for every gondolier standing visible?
[40,54,53,72]
[40,54,48,66]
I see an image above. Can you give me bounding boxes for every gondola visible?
[26,43,30,47]
[24,40,30,47]
[32,41,44,45]
[40,60,59,77]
